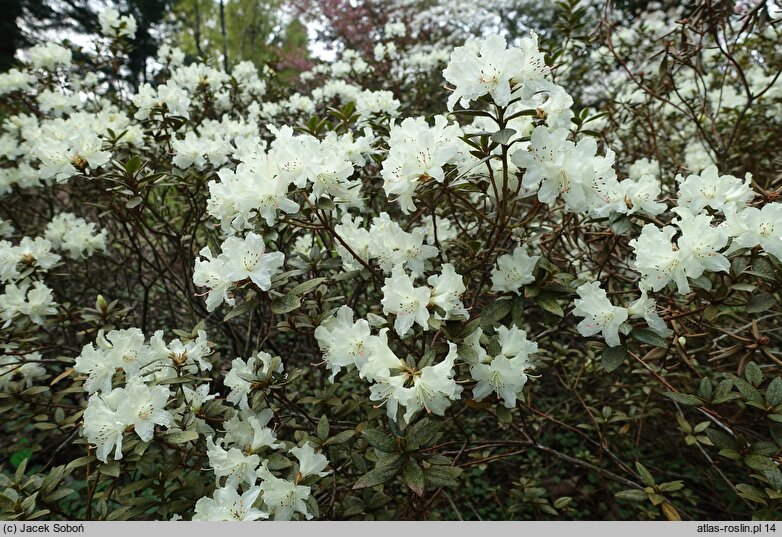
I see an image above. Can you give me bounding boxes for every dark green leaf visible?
[352,460,402,489]
[403,460,426,497]
[662,392,703,406]
[632,328,668,348]
[490,128,517,145]
[424,465,462,488]
[745,361,764,387]
[615,489,648,502]
[602,345,627,373]
[635,462,655,486]
[362,430,397,452]
[270,294,301,315]
[536,296,564,317]
[406,418,441,451]
[745,455,776,472]
[480,299,512,328]
[124,156,143,175]
[165,430,199,444]
[323,430,355,446]
[317,415,330,441]
[746,294,776,313]
[767,378,782,407]
[290,278,326,297]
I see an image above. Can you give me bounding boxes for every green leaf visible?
[406,418,441,451]
[746,294,776,313]
[615,489,647,502]
[632,328,668,348]
[362,430,397,452]
[536,295,564,317]
[266,453,293,470]
[0,494,16,510]
[745,361,764,387]
[662,392,703,406]
[745,454,776,472]
[480,299,512,328]
[323,430,355,446]
[124,156,143,175]
[496,405,513,423]
[317,415,330,441]
[223,297,258,321]
[767,378,782,407]
[635,462,655,486]
[659,480,685,492]
[698,377,713,401]
[602,345,627,373]
[424,465,462,488]
[733,376,764,404]
[403,460,426,497]
[290,277,326,296]
[10,449,32,468]
[752,258,777,280]
[735,483,769,505]
[490,128,517,145]
[270,294,301,315]
[165,430,199,444]
[353,460,402,489]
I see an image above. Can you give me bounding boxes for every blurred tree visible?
[170,0,309,75]
[0,0,168,85]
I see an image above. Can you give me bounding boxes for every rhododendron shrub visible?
[1,0,782,522]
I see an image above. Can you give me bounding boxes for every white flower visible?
[512,126,617,213]
[369,373,409,422]
[0,352,46,390]
[192,486,267,521]
[427,263,468,320]
[619,175,667,216]
[572,282,628,347]
[149,329,212,373]
[193,246,234,312]
[224,352,282,410]
[725,202,782,261]
[443,34,548,110]
[629,224,689,294]
[44,213,107,259]
[182,384,217,414]
[313,305,372,381]
[223,409,282,452]
[0,281,57,327]
[460,327,488,365]
[0,69,33,95]
[359,328,405,383]
[290,443,330,478]
[381,116,463,213]
[116,378,173,442]
[333,213,371,271]
[99,8,137,39]
[676,166,754,214]
[28,43,72,71]
[673,208,729,280]
[368,213,438,277]
[401,342,463,423]
[83,392,127,463]
[470,325,537,408]
[221,233,285,291]
[490,246,539,295]
[381,265,432,337]
[83,378,172,462]
[256,463,312,521]
[206,436,261,488]
[627,286,671,337]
